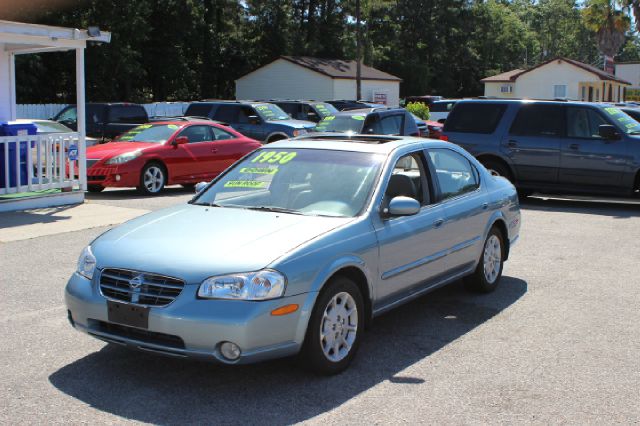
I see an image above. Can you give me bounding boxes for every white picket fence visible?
[0,132,85,195]
[16,102,191,120]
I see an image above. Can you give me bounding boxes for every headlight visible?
[76,246,96,280]
[292,129,307,137]
[198,269,286,300]
[105,150,142,165]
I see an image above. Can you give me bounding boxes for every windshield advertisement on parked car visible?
[252,104,290,121]
[194,149,384,217]
[603,107,640,134]
[117,124,181,143]
[312,102,339,118]
[314,115,366,133]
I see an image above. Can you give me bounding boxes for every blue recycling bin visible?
[0,121,38,189]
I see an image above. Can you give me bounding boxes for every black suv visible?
[268,100,339,123]
[54,103,149,140]
[442,100,640,197]
[314,107,420,136]
[184,101,315,143]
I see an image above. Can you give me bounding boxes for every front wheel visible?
[138,163,166,195]
[300,277,364,375]
[465,226,505,293]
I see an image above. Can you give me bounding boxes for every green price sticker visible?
[138,124,152,129]
[324,116,336,121]
[168,124,179,129]
[224,180,267,188]
[604,107,620,115]
[239,167,279,175]
[351,115,365,120]
[251,151,297,164]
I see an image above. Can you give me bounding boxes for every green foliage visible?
[405,102,430,121]
[12,0,640,103]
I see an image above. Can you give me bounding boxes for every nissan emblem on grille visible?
[128,274,144,303]
[99,268,185,307]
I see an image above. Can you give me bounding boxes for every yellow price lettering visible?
[224,180,266,188]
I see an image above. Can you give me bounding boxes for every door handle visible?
[569,144,579,150]
[433,218,445,228]
[211,148,218,153]
[482,202,489,210]
[507,140,518,148]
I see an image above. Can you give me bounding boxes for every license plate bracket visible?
[107,300,149,329]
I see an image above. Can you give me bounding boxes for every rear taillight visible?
[439,135,449,141]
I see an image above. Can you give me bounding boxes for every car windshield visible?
[312,103,339,118]
[601,107,640,134]
[116,124,181,143]
[314,115,366,133]
[33,121,73,133]
[252,104,290,121]
[194,148,385,217]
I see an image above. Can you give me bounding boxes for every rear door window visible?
[213,105,240,123]
[509,104,565,137]
[427,149,479,201]
[374,115,403,135]
[444,103,507,134]
[108,106,147,123]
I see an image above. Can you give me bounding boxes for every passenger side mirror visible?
[248,115,262,125]
[195,182,208,193]
[387,196,420,216]
[174,136,189,145]
[598,124,619,141]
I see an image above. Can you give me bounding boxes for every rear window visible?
[185,104,215,117]
[315,115,366,133]
[444,103,506,134]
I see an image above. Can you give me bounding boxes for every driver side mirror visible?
[386,196,420,217]
[598,124,620,141]
[195,181,208,193]
[248,115,262,125]
[174,136,189,146]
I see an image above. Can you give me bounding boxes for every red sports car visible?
[85,121,261,194]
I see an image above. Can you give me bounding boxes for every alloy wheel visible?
[320,291,358,362]
[483,234,502,284]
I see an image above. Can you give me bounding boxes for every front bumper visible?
[65,272,317,364]
[86,164,140,188]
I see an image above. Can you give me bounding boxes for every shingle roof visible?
[481,58,631,85]
[280,56,402,81]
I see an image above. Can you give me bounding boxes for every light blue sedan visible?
[66,135,521,374]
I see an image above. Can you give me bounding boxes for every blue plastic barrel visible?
[0,122,37,189]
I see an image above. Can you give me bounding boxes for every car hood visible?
[91,204,351,283]
[269,119,316,129]
[86,142,160,160]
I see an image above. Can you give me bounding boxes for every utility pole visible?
[356,0,362,100]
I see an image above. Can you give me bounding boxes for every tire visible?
[300,276,364,375]
[87,185,104,193]
[480,159,513,183]
[266,135,287,144]
[181,184,195,190]
[137,162,166,195]
[465,226,505,293]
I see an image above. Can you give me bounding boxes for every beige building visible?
[481,57,630,102]
[235,56,402,107]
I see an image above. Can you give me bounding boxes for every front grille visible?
[92,320,185,349]
[86,159,100,169]
[99,268,185,307]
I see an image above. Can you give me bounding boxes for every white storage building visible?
[235,56,402,107]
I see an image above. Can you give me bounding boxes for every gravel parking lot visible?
[1,188,639,424]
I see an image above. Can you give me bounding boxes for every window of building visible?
[553,85,567,99]
[500,84,513,94]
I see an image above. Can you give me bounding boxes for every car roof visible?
[454,99,612,108]
[268,135,452,154]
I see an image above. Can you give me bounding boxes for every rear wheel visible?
[138,162,166,195]
[479,158,513,183]
[465,226,505,293]
[300,276,364,375]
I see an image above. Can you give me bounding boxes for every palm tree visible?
[583,0,630,57]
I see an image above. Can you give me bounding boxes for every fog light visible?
[220,341,241,361]
[115,174,121,181]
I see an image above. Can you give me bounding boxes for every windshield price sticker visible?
[224,180,267,188]
[240,167,278,175]
[138,124,152,129]
[351,115,365,120]
[604,107,621,115]
[168,124,179,129]
[251,151,297,164]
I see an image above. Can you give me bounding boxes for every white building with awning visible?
[0,19,110,212]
